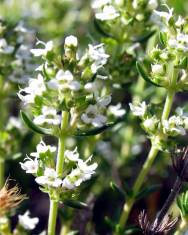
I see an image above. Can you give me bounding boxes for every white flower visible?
[30,141,56,158]
[142,116,158,132]
[62,157,98,190]
[147,0,158,10]
[81,105,107,127]
[78,156,98,177]
[175,16,185,27]
[18,211,39,230]
[129,102,147,117]
[33,106,61,126]
[35,168,62,188]
[108,103,126,117]
[153,8,173,25]
[18,74,46,104]
[97,95,111,108]
[30,40,53,57]
[92,0,111,9]
[51,70,81,91]
[64,35,78,48]
[95,5,120,21]
[88,44,109,73]
[65,147,79,162]
[151,64,164,75]
[84,82,100,98]
[0,38,14,54]
[20,156,38,174]
[163,115,186,136]
[168,33,188,52]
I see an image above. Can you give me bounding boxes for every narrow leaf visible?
[94,19,113,38]
[75,117,125,136]
[110,181,126,198]
[20,111,53,135]
[63,199,88,209]
[136,61,162,87]
[132,30,156,43]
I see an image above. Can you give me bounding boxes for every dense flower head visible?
[18,36,112,131]
[20,142,98,195]
[92,0,158,42]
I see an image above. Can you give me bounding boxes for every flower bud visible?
[151,64,164,75]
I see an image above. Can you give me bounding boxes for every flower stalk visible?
[47,111,69,235]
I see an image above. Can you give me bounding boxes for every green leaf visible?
[63,199,88,209]
[178,57,188,69]
[132,30,156,43]
[110,181,126,198]
[159,32,167,46]
[75,117,125,136]
[20,111,53,135]
[94,18,113,38]
[135,184,161,201]
[136,61,162,87]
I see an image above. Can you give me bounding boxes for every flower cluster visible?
[18,36,112,131]
[146,7,188,90]
[20,141,97,198]
[130,102,188,149]
[92,0,158,41]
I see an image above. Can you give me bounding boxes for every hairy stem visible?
[48,111,69,235]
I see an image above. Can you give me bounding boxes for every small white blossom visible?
[151,64,164,75]
[18,211,39,230]
[108,103,126,117]
[95,5,120,21]
[142,116,158,132]
[18,74,46,104]
[64,35,78,48]
[62,157,98,190]
[97,95,112,108]
[153,8,173,25]
[0,38,14,54]
[175,16,185,27]
[147,0,158,10]
[129,102,147,117]
[168,33,188,52]
[163,115,186,136]
[81,105,107,127]
[33,106,61,126]
[30,40,53,57]
[35,168,62,188]
[65,147,79,162]
[49,70,81,91]
[20,156,38,174]
[30,141,56,158]
[92,0,111,9]
[88,44,109,73]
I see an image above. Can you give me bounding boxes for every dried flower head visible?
[172,146,188,181]
[138,211,178,235]
[0,179,27,216]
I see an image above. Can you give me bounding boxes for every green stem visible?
[174,218,188,235]
[47,111,69,235]
[119,145,158,227]
[0,158,5,188]
[117,65,177,232]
